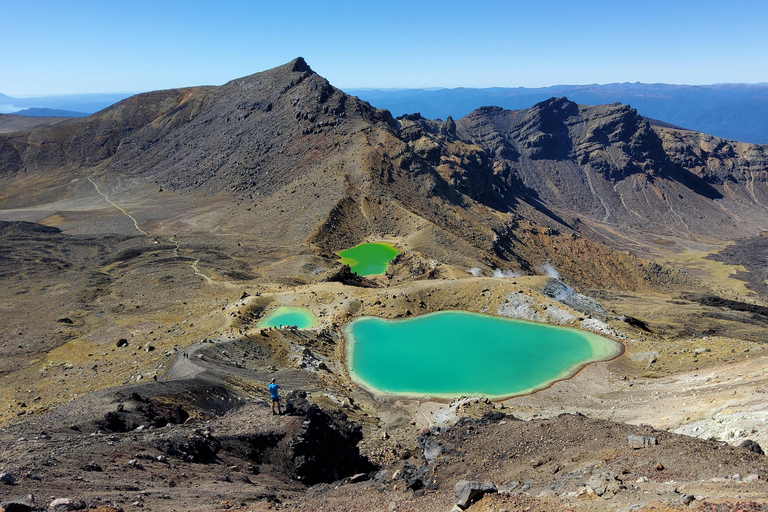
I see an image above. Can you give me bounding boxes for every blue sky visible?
[1,0,767,95]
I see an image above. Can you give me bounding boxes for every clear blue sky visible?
[1,0,767,96]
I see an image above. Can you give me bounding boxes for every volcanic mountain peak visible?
[216,56,321,103]
[1,58,397,192]
[3,58,768,262]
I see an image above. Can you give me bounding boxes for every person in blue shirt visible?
[268,377,282,415]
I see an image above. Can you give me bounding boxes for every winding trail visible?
[170,237,238,288]
[191,258,214,284]
[88,177,148,235]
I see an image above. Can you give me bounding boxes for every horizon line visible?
[3,81,768,99]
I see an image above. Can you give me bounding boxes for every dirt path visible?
[162,340,210,381]
[87,176,148,235]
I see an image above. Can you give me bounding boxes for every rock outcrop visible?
[284,390,375,484]
[454,480,497,509]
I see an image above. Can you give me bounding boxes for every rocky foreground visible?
[1,323,767,512]
[1,396,766,512]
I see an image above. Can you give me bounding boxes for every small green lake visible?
[257,307,319,329]
[345,311,622,399]
[337,242,400,276]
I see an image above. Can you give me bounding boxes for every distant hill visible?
[0,92,133,115]
[347,83,768,144]
[11,107,89,117]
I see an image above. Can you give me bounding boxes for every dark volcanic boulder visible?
[98,393,189,432]
[321,264,379,288]
[285,390,375,484]
[739,439,765,455]
[400,461,438,492]
[0,494,35,512]
[157,431,219,463]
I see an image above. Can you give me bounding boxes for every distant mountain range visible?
[9,107,89,117]
[3,83,767,144]
[347,83,768,144]
[0,92,133,117]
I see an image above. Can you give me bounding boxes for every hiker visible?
[268,377,282,415]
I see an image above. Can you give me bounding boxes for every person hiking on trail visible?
[268,378,282,415]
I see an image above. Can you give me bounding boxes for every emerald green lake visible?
[345,311,622,399]
[337,242,400,276]
[257,307,319,329]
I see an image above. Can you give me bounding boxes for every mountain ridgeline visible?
[348,83,768,144]
[2,58,768,288]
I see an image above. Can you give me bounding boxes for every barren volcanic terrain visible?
[1,58,768,511]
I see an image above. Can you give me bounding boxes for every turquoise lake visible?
[337,242,400,276]
[257,307,319,329]
[344,311,622,399]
